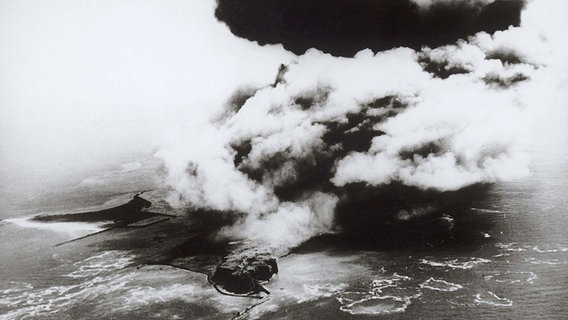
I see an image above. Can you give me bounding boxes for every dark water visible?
[1,150,567,319]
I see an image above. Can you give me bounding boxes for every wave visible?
[495,242,529,252]
[65,251,134,279]
[483,271,538,285]
[339,296,412,316]
[0,251,203,320]
[338,273,421,316]
[496,243,568,254]
[419,278,463,292]
[532,245,568,253]
[474,291,513,307]
[525,257,567,265]
[420,257,491,270]
[470,207,505,214]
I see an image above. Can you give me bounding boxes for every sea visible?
[1,143,567,320]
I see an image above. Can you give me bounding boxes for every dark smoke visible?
[483,71,530,88]
[486,49,526,65]
[215,0,525,57]
[418,51,471,79]
[229,93,411,203]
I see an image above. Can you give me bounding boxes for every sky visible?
[0,0,292,196]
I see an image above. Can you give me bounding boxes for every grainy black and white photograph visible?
[1,0,567,319]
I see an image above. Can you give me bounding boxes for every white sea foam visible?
[114,283,198,311]
[419,278,463,292]
[339,273,420,316]
[419,257,491,270]
[340,296,411,315]
[370,273,412,294]
[532,245,568,253]
[474,291,513,307]
[525,272,538,283]
[495,242,529,252]
[525,257,566,265]
[484,271,538,284]
[0,251,203,320]
[336,291,368,305]
[392,273,411,281]
[66,251,134,278]
[0,273,132,320]
[491,253,510,258]
[5,217,106,238]
[371,279,396,290]
[0,282,34,303]
[470,207,505,214]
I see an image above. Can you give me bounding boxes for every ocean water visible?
[1,149,567,319]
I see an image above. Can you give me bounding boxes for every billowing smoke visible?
[215,0,525,56]
[157,0,567,250]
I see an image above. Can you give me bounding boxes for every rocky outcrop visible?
[209,247,278,296]
[32,194,154,225]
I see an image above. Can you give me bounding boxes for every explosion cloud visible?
[155,0,568,251]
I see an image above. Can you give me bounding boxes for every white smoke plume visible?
[156,0,568,250]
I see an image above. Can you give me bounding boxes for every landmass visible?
[31,194,280,299]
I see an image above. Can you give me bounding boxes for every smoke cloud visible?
[157,0,568,250]
[2,0,566,251]
[215,0,525,56]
